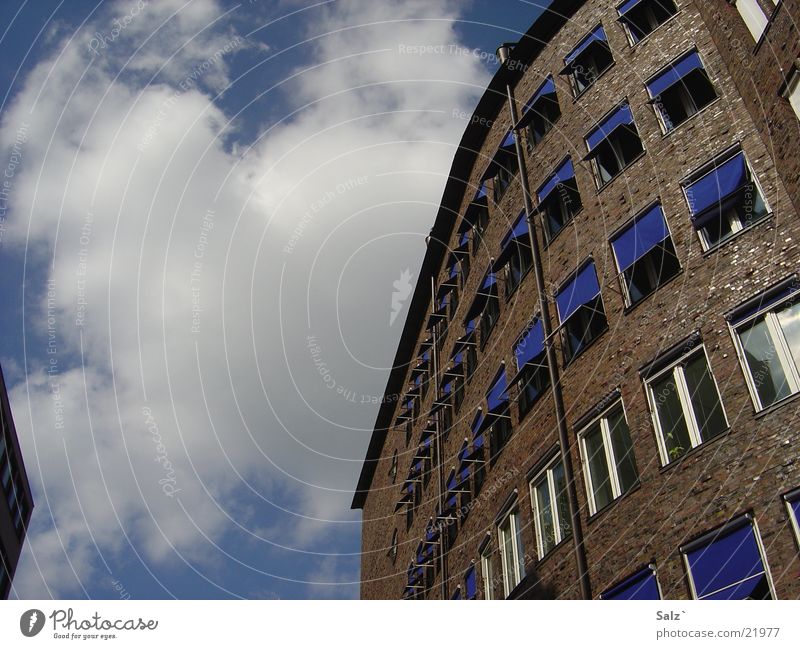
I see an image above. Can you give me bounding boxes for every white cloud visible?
[1,0,488,597]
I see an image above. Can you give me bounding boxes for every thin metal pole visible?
[502,77,591,600]
[430,276,449,600]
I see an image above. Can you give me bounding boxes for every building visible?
[352,0,800,599]
[0,362,33,598]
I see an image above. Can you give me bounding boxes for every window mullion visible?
[768,312,800,392]
[675,365,701,447]
[547,468,559,545]
[601,418,621,499]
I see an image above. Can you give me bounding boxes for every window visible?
[472,205,490,256]
[465,565,478,600]
[497,508,525,596]
[482,131,518,205]
[536,158,582,241]
[682,516,773,599]
[0,542,9,597]
[464,269,499,349]
[486,368,512,460]
[494,211,531,298]
[562,25,614,96]
[647,50,717,133]
[782,68,800,120]
[682,147,770,250]
[389,529,398,563]
[0,430,27,538]
[510,318,549,419]
[735,0,769,41]
[730,282,800,410]
[584,102,643,187]
[784,488,800,547]
[531,457,572,558]
[610,203,681,307]
[601,565,661,599]
[579,402,639,515]
[480,543,494,600]
[645,344,728,465]
[618,0,678,45]
[555,262,607,363]
[389,450,398,482]
[519,76,560,149]
[481,296,500,348]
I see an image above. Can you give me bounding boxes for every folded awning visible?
[493,210,530,270]
[646,51,705,99]
[536,158,575,204]
[685,151,750,229]
[601,566,659,600]
[561,25,608,73]
[611,204,670,273]
[584,103,635,158]
[508,319,546,386]
[556,262,601,323]
[518,76,557,128]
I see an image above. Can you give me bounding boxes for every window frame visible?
[645,345,729,466]
[480,542,494,600]
[618,0,679,47]
[729,288,800,411]
[564,25,615,97]
[783,488,800,549]
[578,400,639,516]
[529,457,571,559]
[497,506,525,597]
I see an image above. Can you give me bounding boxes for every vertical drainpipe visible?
[496,43,591,600]
[430,275,449,600]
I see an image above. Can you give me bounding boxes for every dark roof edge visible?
[352,0,583,510]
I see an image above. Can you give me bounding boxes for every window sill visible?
[753,389,800,420]
[700,211,775,258]
[541,208,582,250]
[533,534,573,568]
[621,268,684,316]
[658,96,722,140]
[585,480,641,525]
[563,325,610,370]
[625,10,682,50]
[594,150,648,195]
[657,426,732,474]
[571,63,616,103]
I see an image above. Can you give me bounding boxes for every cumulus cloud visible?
[1,0,488,597]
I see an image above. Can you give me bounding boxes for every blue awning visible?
[515,319,545,370]
[464,268,497,321]
[470,410,484,437]
[617,0,646,16]
[465,567,478,599]
[647,51,705,98]
[611,204,670,272]
[564,25,608,67]
[586,103,635,153]
[481,130,517,180]
[790,497,800,527]
[601,567,660,600]
[556,263,601,323]
[685,152,749,228]
[686,520,767,599]
[486,366,508,415]
[518,76,557,128]
[537,158,575,204]
[494,210,530,269]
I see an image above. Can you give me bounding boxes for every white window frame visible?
[497,508,524,597]
[645,345,728,466]
[681,148,770,252]
[782,68,800,121]
[784,490,800,548]
[647,50,715,135]
[530,458,569,558]
[578,401,636,515]
[735,0,769,42]
[729,294,800,411]
[480,544,494,600]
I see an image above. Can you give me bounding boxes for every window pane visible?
[584,425,613,511]
[608,408,639,493]
[776,300,800,371]
[534,479,555,554]
[552,462,572,541]
[684,354,727,440]
[652,372,692,462]
[740,316,791,407]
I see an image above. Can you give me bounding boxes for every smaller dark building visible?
[0,363,33,598]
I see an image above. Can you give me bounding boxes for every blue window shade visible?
[519,76,556,128]
[611,204,670,272]
[465,567,478,599]
[486,367,508,414]
[471,411,484,437]
[451,588,462,600]
[465,268,498,321]
[556,263,602,323]
[565,25,608,65]
[586,103,635,153]
[647,51,705,98]
[685,152,749,228]
[537,158,575,203]
[481,130,517,181]
[686,521,769,599]
[515,319,545,369]
[789,497,800,527]
[617,0,646,16]
[459,231,470,249]
[494,211,530,269]
[601,567,660,600]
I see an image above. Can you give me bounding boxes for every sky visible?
[0,0,549,599]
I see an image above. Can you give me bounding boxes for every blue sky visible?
[0,0,547,599]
